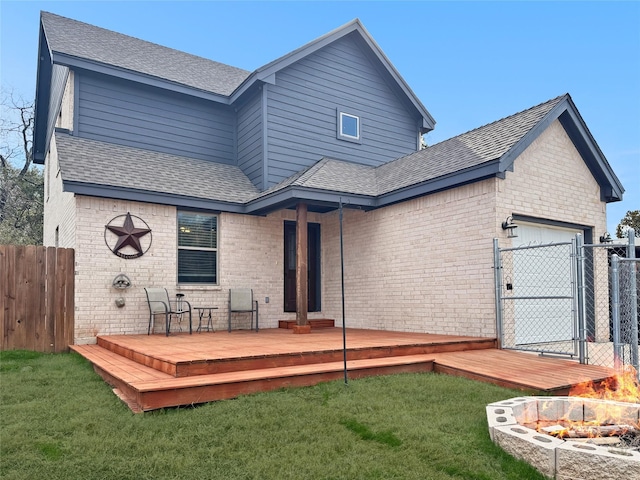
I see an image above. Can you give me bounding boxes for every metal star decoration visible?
[106,212,151,256]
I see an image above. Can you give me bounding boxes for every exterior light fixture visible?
[502,216,518,238]
[599,232,613,244]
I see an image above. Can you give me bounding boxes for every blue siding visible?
[265,34,420,186]
[236,89,263,188]
[77,72,236,163]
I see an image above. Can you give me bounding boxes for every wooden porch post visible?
[296,203,308,328]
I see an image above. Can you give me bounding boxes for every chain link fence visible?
[494,230,638,375]
[611,256,639,370]
[494,241,578,357]
[581,243,629,368]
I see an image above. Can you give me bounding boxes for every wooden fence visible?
[1,245,75,352]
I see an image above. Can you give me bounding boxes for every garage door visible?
[516,223,583,247]
[512,222,583,345]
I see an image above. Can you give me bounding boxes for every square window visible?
[338,111,360,142]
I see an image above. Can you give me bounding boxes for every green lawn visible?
[0,350,546,480]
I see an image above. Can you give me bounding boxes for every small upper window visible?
[338,111,360,142]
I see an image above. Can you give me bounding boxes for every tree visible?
[0,90,43,245]
[616,210,640,239]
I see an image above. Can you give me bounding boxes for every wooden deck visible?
[70,328,616,412]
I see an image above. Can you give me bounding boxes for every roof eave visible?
[376,161,502,208]
[498,94,624,203]
[230,19,436,129]
[245,185,376,215]
[63,181,247,213]
[52,52,232,104]
[33,21,52,164]
[558,97,624,202]
[353,20,435,130]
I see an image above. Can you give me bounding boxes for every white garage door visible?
[516,223,583,247]
[512,222,583,345]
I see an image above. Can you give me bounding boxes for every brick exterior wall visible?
[496,120,606,237]
[43,116,608,344]
[44,71,76,247]
[65,200,330,344]
[43,135,77,248]
[321,120,607,338]
[496,119,608,341]
[321,180,499,336]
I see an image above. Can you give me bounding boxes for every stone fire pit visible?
[486,396,640,479]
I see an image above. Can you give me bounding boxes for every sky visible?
[1,0,638,235]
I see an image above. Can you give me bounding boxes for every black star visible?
[106,213,151,255]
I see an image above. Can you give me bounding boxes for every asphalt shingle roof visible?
[56,134,260,204]
[254,158,378,201]
[375,95,566,194]
[41,12,251,96]
[259,95,567,199]
[54,95,568,207]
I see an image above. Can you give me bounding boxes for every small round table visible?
[194,307,218,332]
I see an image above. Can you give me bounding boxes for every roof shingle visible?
[56,134,259,204]
[258,95,568,199]
[41,12,250,96]
[375,95,566,194]
[54,93,581,210]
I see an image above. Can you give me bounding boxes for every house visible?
[34,12,624,345]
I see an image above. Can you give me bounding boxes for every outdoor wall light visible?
[599,232,613,244]
[112,273,132,289]
[501,216,518,238]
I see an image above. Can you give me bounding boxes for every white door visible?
[512,223,582,345]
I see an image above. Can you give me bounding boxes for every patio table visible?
[194,307,218,332]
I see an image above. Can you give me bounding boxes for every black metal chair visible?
[144,287,192,336]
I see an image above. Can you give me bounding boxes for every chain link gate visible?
[494,230,638,376]
[493,238,579,358]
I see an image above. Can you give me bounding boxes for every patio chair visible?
[228,288,259,332]
[144,287,192,336]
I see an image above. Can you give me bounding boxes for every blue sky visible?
[1,1,638,234]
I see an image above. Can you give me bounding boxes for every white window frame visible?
[337,111,361,143]
[177,211,219,285]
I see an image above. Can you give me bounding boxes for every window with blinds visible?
[177,212,218,284]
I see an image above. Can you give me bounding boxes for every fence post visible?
[611,254,622,371]
[575,233,587,364]
[627,229,638,373]
[493,238,503,348]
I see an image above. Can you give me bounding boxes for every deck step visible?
[278,319,335,329]
[95,331,495,378]
[71,344,435,411]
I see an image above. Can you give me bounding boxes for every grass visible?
[0,350,546,480]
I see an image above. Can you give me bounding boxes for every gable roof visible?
[52,94,623,213]
[40,12,251,97]
[231,19,435,131]
[376,95,567,195]
[39,13,434,129]
[246,94,624,213]
[33,13,435,163]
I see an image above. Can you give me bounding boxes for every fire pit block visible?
[555,442,640,480]
[583,398,639,426]
[493,424,564,478]
[485,405,517,441]
[488,396,640,479]
[510,398,538,424]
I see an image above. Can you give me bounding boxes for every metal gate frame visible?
[494,229,638,373]
[493,238,580,358]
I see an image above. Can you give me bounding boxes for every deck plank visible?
[71,329,617,412]
[429,349,614,392]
